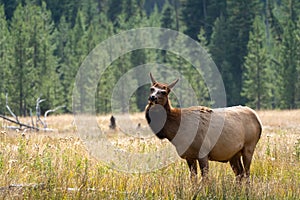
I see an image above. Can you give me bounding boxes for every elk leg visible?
[229,152,244,182]
[198,157,209,180]
[186,159,198,182]
[242,147,255,184]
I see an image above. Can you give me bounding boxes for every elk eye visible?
[150,88,155,93]
[161,91,167,95]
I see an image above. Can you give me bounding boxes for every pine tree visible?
[279,20,298,108]
[205,0,226,42]
[159,0,176,66]
[106,13,133,113]
[10,3,60,115]
[122,0,148,112]
[264,27,282,109]
[280,0,300,24]
[123,0,138,22]
[36,2,61,112]
[228,0,260,105]
[59,11,87,112]
[0,5,12,114]
[160,0,175,29]
[181,0,205,41]
[197,28,209,51]
[11,4,38,115]
[265,0,283,42]
[209,15,227,67]
[269,0,300,109]
[181,0,226,42]
[194,28,211,106]
[44,0,82,26]
[295,18,300,107]
[55,16,70,113]
[11,5,30,115]
[82,0,100,27]
[107,0,123,28]
[147,3,161,27]
[96,67,115,114]
[210,0,261,106]
[0,0,20,20]
[87,13,114,113]
[209,14,233,105]
[241,16,271,110]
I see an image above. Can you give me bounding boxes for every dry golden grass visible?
[0,110,299,199]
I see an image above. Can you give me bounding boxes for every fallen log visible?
[0,114,40,131]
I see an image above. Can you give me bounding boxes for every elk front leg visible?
[198,157,209,181]
[186,159,198,183]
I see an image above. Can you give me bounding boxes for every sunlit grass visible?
[0,111,300,199]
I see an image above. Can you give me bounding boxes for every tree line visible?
[0,0,300,116]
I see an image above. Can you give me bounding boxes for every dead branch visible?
[30,109,34,127]
[43,105,65,128]
[44,105,65,118]
[6,93,19,123]
[1,96,64,131]
[0,114,39,130]
[36,97,46,128]
[0,183,45,192]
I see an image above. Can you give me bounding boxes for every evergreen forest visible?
[1,0,300,116]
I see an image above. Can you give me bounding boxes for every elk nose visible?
[149,95,157,102]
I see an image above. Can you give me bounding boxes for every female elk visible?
[145,73,262,182]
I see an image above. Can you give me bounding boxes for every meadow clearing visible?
[0,110,300,199]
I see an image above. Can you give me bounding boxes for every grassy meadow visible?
[0,110,300,199]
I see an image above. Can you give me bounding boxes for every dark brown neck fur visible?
[146,99,181,140]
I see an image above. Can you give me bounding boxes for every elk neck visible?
[146,99,181,141]
[162,99,181,140]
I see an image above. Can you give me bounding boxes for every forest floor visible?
[0,110,300,199]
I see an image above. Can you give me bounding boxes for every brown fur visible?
[146,74,262,182]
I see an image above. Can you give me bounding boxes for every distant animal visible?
[145,73,262,182]
[109,115,116,129]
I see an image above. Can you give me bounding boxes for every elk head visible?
[148,73,179,107]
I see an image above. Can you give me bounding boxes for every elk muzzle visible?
[148,95,157,102]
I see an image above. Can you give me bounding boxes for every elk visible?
[145,73,262,182]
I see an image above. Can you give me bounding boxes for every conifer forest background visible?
[1,0,300,116]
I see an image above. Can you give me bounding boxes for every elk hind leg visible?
[229,152,244,183]
[242,147,255,184]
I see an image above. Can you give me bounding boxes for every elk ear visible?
[168,78,179,89]
[149,73,156,84]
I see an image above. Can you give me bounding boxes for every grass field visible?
[0,110,300,199]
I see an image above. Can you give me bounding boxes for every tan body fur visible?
[146,74,262,182]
